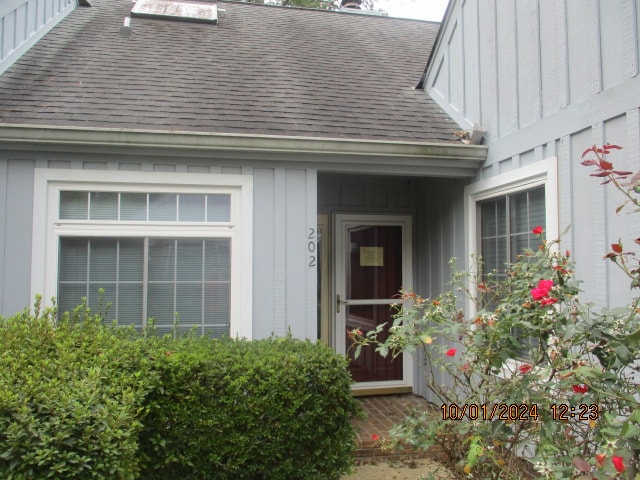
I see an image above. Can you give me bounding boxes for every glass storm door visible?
[334,214,413,389]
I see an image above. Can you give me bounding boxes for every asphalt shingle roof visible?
[0,0,459,143]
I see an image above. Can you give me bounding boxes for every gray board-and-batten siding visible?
[0,0,75,75]
[0,146,477,342]
[425,0,640,308]
[0,152,316,341]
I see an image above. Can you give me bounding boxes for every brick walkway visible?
[352,394,441,463]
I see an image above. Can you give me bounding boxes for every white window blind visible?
[58,237,231,337]
[479,186,546,279]
[59,191,231,222]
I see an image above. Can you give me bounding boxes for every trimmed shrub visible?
[138,335,359,480]
[0,302,359,480]
[0,304,159,480]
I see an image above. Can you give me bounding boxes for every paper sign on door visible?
[360,246,384,266]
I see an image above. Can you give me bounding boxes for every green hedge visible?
[139,336,359,480]
[0,306,359,480]
[0,310,159,480]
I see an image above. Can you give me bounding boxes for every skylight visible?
[131,0,218,24]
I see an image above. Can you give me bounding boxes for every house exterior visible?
[0,0,638,398]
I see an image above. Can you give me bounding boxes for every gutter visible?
[0,124,487,177]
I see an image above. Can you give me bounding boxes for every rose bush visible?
[352,145,640,479]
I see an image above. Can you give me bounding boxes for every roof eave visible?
[0,124,486,177]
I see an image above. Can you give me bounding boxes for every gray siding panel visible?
[285,169,308,339]
[462,0,481,122]
[539,0,564,117]
[0,0,74,74]
[566,0,602,103]
[478,0,499,140]
[516,0,542,128]
[448,21,464,114]
[600,1,630,90]
[3,159,34,315]
[253,167,276,339]
[496,1,518,136]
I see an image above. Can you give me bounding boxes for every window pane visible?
[203,325,230,339]
[481,237,498,272]
[119,239,144,281]
[58,231,232,338]
[147,283,175,326]
[179,194,206,222]
[59,238,88,281]
[117,284,143,326]
[207,194,231,222]
[148,239,175,281]
[176,240,203,281]
[60,191,88,220]
[176,284,203,325]
[205,283,230,325]
[90,192,118,220]
[149,193,177,221]
[480,198,507,237]
[496,198,506,235]
[88,283,116,322]
[120,193,147,221]
[510,233,530,260]
[481,202,497,237]
[89,239,117,282]
[509,191,530,234]
[205,239,231,281]
[58,284,87,316]
[529,187,546,227]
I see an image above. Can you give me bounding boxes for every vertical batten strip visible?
[558,0,569,108]
[591,123,608,307]
[557,136,572,247]
[272,169,286,336]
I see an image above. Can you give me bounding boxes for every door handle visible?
[336,294,349,313]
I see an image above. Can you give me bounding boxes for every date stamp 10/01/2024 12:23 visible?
[441,403,600,422]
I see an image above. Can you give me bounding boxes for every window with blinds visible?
[56,189,234,337]
[479,185,546,357]
[59,191,231,222]
[58,237,231,336]
[479,186,546,281]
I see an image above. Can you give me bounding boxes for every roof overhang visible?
[0,124,486,177]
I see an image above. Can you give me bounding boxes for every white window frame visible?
[31,168,253,339]
[464,158,558,374]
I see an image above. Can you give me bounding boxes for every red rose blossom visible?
[531,287,549,300]
[612,456,625,473]
[540,297,558,306]
[595,453,606,467]
[537,279,554,291]
[371,434,379,441]
[532,226,544,235]
[519,364,533,374]
[572,384,589,394]
[445,348,457,357]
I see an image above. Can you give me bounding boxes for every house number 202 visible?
[308,227,317,268]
